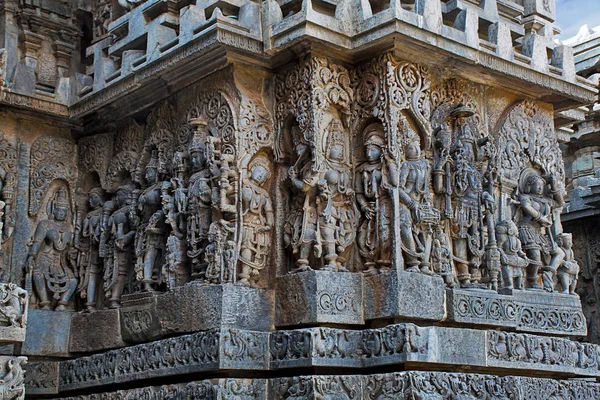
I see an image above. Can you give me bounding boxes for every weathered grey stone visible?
[24,361,59,395]
[446,288,586,336]
[364,270,445,322]
[120,284,273,343]
[69,309,126,353]
[0,356,26,399]
[0,283,27,343]
[59,328,269,391]
[275,271,364,327]
[22,310,71,357]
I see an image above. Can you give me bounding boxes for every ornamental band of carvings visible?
[52,373,600,400]
[23,55,580,318]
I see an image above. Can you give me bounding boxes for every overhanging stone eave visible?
[348,21,597,110]
[69,27,266,123]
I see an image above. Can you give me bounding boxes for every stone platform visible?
[54,322,600,394]
[53,371,600,399]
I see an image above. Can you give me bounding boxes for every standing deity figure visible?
[433,106,493,288]
[186,118,219,281]
[557,233,579,295]
[161,153,189,290]
[431,228,457,287]
[204,220,234,284]
[355,124,398,275]
[317,120,357,272]
[134,151,166,292]
[516,170,565,291]
[77,188,105,312]
[397,129,437,274]
[106,183,137,309]
[496,220,528,291]
[26,187,77,311]
[284,130,318,273]
[238,155,274,287]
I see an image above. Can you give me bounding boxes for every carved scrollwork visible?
[29,136,77,217]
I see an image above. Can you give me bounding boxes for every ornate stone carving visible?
[104,183,137,309]
[26,187,77,311]
[78,134,113,190]
[76,188,106,312]
[238,154,274,287]
[0,134,17,255]
[557,233,579,295]
[0,356,26,400]
[29,136,77,217]
[0,283,27,330]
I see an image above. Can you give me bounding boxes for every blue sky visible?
[556,0,600,39]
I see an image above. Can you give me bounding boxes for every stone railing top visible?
[69,0,596,118]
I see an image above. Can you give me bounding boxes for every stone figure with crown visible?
[26,187,77,311]
[515,168,565,291]
[238,154,274,287]
[316,119,358,272]
[355,123,398,275]
[134,150,167,292]
[76,187,106,312]
[433,105,494,288]
[186,117,219,282]
[397,120,438,275]
[105,183,137,309]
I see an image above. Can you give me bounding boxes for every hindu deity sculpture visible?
[106,183,137,309]
[316,119,357,272]
[433,105,493,288]
[26,187,77,311]
[284,129,318,273]
[397,128,437,274]
[355,123,398,275]
[556,233,579,295]
[186,118,218,281]
[238,154,274,287]
[496,220,528,291]
[431,227,456,287]
[77,187,106,312]
[134,151,167,292]
[516,169,565,291]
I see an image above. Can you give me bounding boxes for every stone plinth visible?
[447,288,587,336]
[70,309,126,353]
[23,361,59,395]
[22,310,72,357]
[275,270,364,327]
[364,270,446,322]
[120,284,274,343]
[158,284,274,333]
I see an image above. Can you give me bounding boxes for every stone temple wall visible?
[0,0,596,398]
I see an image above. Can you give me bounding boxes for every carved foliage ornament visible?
[78,133,114,189]
[29,136,77,216]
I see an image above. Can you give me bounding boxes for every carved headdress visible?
[189,116,209,153]
[248,154,272,180]
[363,124,386,149]
[146,150,160,171]
[324,119,348,163]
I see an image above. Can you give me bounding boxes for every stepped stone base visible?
[56,322,600,393]
[70,310,125,353]
[53,371,600,399]
[22,310,72,358]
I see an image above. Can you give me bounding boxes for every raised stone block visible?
[158,284,274,333]
[22,310,72,357]
[69,309,126,353]
[275,271,364,327]
[120,284,274,343]
[364,270,445,322]
[24,361,59,395]
[446,288,587,336]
